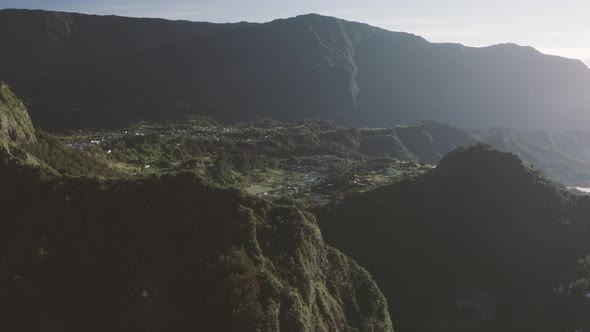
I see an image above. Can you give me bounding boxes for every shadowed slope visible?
[1,10,589,130]
[319,144,590,331]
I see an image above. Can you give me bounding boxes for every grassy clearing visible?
[245,184,274,195]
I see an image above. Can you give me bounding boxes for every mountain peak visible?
[293,13,335,20]
[436,143,530,173]
[431,143,562,194]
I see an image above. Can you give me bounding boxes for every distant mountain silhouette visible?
[0,9,245,83]
[359,121,590,185]
[1,9,590,131]
[358,121,475,162]
[473,127,590,185]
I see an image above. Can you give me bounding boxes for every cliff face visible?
[0,82,36,150]
[0,173,393,331]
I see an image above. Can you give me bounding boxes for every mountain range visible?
[1,9,590,131]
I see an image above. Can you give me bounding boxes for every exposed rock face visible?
[0,173,394,331]
[319,145,590,331]
[0,81,36,149]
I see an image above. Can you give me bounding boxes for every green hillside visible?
[0,81,36,150]
[319,144,590,331]
[0,89,394,332]
[0,171,393,331]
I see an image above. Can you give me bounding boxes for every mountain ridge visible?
[0,81,36,150]
[318,144,590,331]
[2,9,589,131]
[0,169,395,331]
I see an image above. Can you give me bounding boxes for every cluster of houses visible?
[63,131,127,150]
[61,122,247,151]
[259,157,433,206]
[58,121,435,208]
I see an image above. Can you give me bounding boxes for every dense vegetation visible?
[53,118,437,204]
[2,10,590,131]
[23,129,120,177]
[0,81,36,149]
[57,118,590,186]
[4,76,590,331]
[0,85,394,331]
[318,144,590,331]
[0,169,393,331]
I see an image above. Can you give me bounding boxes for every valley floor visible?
[53,119,434,207]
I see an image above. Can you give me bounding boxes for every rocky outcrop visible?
[0,81,36,149]
[0,173,393,331]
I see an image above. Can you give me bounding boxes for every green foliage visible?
[23,129,120,177]
[0,81,36,149]
[319,144,590,331]
[0,81,35,147]
[0,168,393,331]
[58,118,590,186]
[219,248,266,331]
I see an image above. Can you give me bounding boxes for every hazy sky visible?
[2,0,589,64]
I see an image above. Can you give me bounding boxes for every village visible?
[56,119,434,207]
[244,155,431,207]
